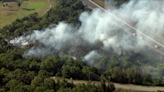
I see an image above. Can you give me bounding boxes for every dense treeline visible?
[102,53,164,86]
[85,50,164,86]
[0,52,114,92]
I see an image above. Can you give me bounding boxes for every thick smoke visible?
[119,0,164,38]
[10,0,164,66]
[10,9,143,58]
[84,50,101,66]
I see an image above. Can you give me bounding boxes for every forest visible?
[0,0,164,92]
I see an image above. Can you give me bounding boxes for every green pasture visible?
[0,1,49,28]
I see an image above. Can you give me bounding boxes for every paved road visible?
[81,0,164,56]
[53,77,164,91]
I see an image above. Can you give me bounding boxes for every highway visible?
[81,0,164,56]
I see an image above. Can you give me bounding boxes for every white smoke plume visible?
[84,50,101,66]
[10,0,164,63]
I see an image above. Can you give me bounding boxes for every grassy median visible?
[92,0,105,8]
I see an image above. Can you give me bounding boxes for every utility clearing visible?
[0,0,56,28]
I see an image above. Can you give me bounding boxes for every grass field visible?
[0,0,56,28]
[92,0,105,8]
[49,0,58,7]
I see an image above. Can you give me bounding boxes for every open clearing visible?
[0,0,57,28]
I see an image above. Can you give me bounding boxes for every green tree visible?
[3,69,26,83]
[34,87,46,92]
[45,89,55,92]
[5,79,19,90]
[11,82,29,92]
[82,66,99,80]
[38,70,50,79]
[100,76,106,92]
[142,74,152,86]
[40,55,62,75]
[62,65,81,78]
[43,78,55,90]
[14,29,22,36]
[31,76,43,88]
[107,82,115,92]
[24,71,36,84]
[17,0,24,9]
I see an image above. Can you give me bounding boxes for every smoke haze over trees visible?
[7,0,164,86]
[1,0,164,91]
[11,0,164,63]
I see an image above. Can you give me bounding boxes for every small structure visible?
[6,3,8,6]
[3,5,5,7]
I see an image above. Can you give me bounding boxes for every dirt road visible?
[114,83,164,92]
[71,80,164,91]
[53,77,164,92]
[41,0,52,16]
